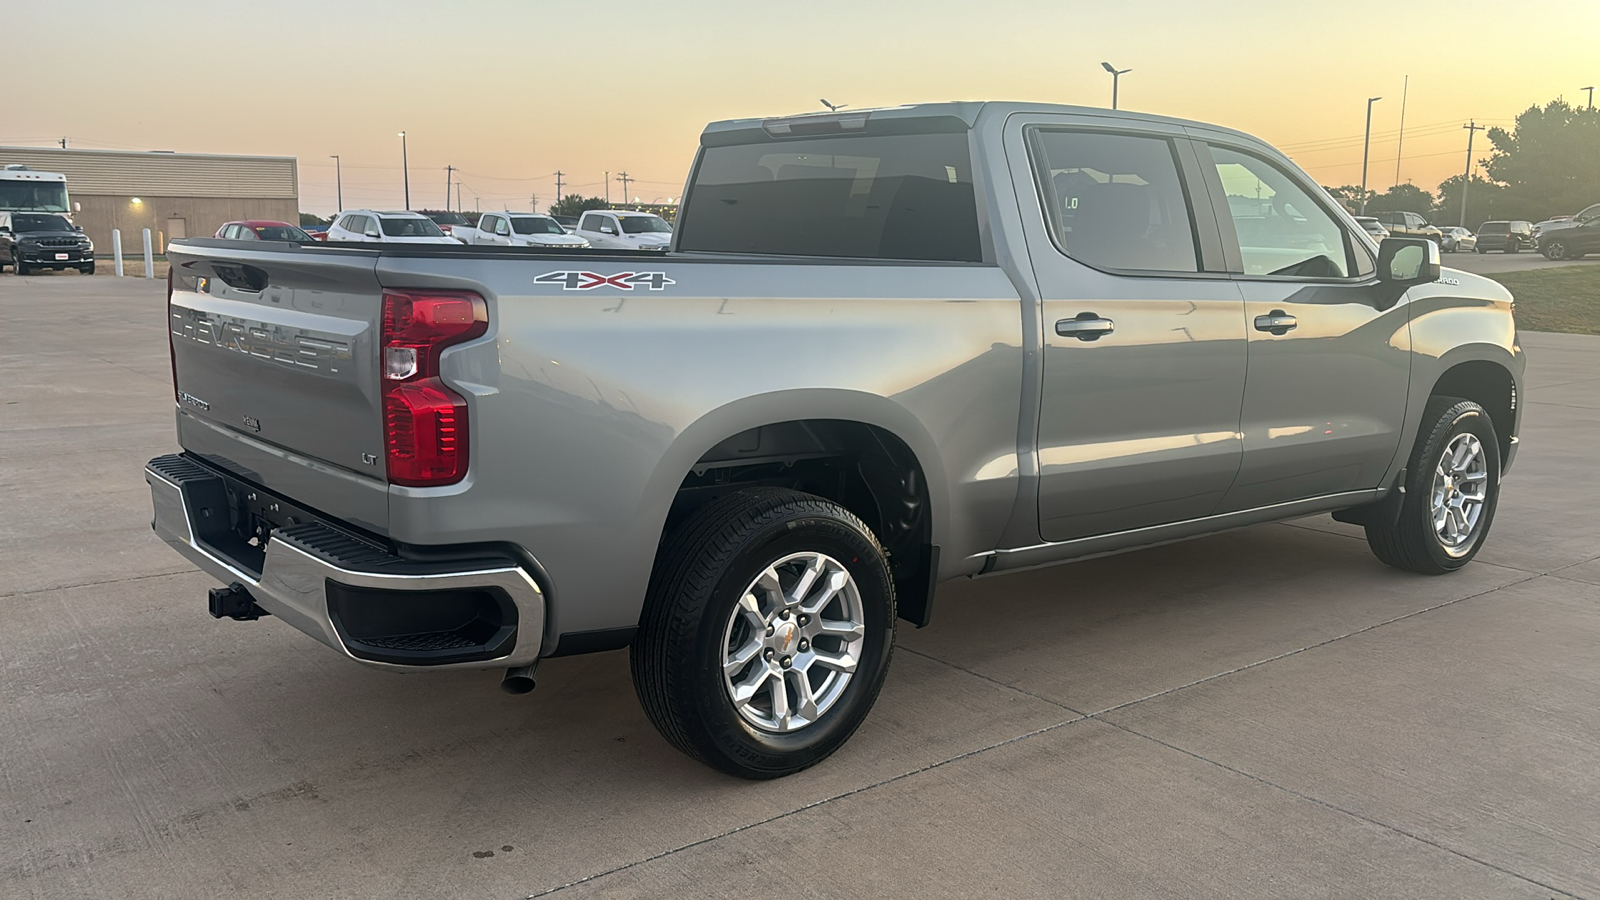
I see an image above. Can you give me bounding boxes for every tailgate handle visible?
[211,263,269,293]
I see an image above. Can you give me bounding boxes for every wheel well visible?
[667,420,935,624]
[1430,361,1515,466]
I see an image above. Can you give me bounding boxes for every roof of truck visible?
[701,101,1265,148]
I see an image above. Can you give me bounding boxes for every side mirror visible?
[601,225,616,235]
[1378,237,1440,286]
[74,224,84,232]
[364,229,380,238]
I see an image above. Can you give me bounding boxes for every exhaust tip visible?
[501,663,538,695]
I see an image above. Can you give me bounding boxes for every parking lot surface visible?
[3,273,1597,898]
[1445,248,1600,275]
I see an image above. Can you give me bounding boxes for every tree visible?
[1433,175,1506,230]
[549,194,609,217]
[299,212,332,227]
[1365,183,1434,216]
[1322,185,1372,214]
[1481,99,1600,221]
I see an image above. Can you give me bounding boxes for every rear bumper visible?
[145,453,545,670]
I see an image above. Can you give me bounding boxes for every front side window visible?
[1207,146,1352,278]
[1030,129,1199,273]
[676,130,981,262]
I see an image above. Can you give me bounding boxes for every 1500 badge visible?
[535,271,674,291]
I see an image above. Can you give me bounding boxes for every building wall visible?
[0,146,299,255]
[72,195,299,255]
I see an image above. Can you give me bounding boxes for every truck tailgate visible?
[166,241,390,533]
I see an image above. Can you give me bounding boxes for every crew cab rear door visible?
[1004,112,1249,542]
[166,240,390,533]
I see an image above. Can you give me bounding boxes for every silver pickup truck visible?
[147,102,1523,779]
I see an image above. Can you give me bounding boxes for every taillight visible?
[380,290,487,486]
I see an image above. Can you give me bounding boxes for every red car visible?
[214,220,317,242]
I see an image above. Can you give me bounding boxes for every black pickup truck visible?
[0,212,95,274]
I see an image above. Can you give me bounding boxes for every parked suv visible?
[1475,220,1535,253]
[1372,211,1444,244]
[326,210,459,244]
[1535,203,1599,260]
[0,212,94,274]
[151,102,1523,779]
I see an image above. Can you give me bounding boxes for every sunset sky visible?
[5,0,1595,215]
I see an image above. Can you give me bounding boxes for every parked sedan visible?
[1353,216,1390,240]
[1436,226,1476,253]
[215,221,317,242]
[1474,220,1535,253]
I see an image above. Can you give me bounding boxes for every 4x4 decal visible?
[535,271,675,291]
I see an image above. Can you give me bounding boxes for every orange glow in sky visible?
[4,0,1594,215]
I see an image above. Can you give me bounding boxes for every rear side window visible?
[1030,129,1198,273]
[676,131,981,262]
[1480,222,1508,234]
[579,213,603,232]
[379,217,445,237]
[1207,145,1354,278]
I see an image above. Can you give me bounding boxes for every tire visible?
[79,263,95,275]
[1505,241,1520,254]
[1365,398,1500,575]
[13,252,29,275]
[1543,241,1568,261]
[1475,247,1485,254]
[631,487,896,779]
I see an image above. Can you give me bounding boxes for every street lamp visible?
[329,155,342,211]
[1359,96,1382,214]
[1101,62,1131,110]
[1584,86,1595,109]
[398,131,410,210]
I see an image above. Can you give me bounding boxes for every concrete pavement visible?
[2,272,1597,898]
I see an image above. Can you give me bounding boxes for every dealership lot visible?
[2,274,1597,898]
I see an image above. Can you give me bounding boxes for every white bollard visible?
[142,228,154,278]
[112,229,124,277]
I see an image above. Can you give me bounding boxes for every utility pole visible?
[330,155,343,210]
[530,193,538,212]
[1394,75,1408,186]
[604,171,610,205]
[445,165,456,211]
[59,137,67,149]
[1460,121,1486,228]
[616,172,633,207]
[456,183,462,213]
[399,131,410,209]
[554,171,565,205]
[1360,96,1382,214]
[1584,86,1595,109]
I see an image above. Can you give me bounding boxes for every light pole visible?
[399,131,410,209]
[1584,86,1595,109]
[329,155,342,211]
[1101,62,1131,110]
[1359,96,1382,214]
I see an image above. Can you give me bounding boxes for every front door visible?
[1017,122,1250,542]
[167,217,187,241]
[1193,141,1412,511]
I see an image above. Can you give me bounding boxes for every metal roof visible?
[0,147,297,199]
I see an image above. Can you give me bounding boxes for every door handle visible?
[1056,314,1115,341]
[1253,310,1298,335]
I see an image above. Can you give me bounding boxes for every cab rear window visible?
[676,132,981,262]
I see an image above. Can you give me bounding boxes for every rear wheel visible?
[1365,398,1500,575]
[631,487,895,779]
[1505,240,1520,254]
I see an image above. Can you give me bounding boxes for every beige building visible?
[0,146,298,255]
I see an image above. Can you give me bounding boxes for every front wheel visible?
[13,252,29,275]
[1543,241,1568,261]
[1365,398,1500,574]
[631,487,896,779]
[79,263,95,275]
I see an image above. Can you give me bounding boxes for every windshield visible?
[424,211,470,226]
[0,179,70,213]
[511,216,567,235]
[619,215,673,234]
[251,225,313,241]
[379,216,446,237]
[12,214,74,232]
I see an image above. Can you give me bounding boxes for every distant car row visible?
[1349,203,1599,259]
[212,207,675,253]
